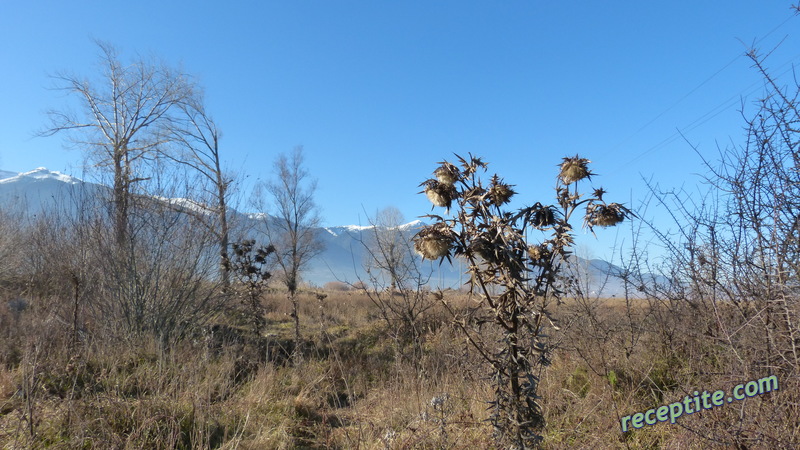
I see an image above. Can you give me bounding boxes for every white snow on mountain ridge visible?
[323,226,372,238]
[0,167,82,185]
[323,220,423,238]
[395,219,423,230]
[151,196,216,215]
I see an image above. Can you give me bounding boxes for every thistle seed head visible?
[489,183,516,206]
[434,162,460,185]
[416,238,450,260]
[528,243,551,265]
[421,179,457,210]
[559,155,593,184]
[585,202,629,228]
[413,224,454,260]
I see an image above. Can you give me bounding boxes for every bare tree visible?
[163,95,234,287]
[252,146,323,362]
[366,207,417,291]
[357,207,434,363]
[41,40,195,246]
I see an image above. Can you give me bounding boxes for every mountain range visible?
[0,168,632,297]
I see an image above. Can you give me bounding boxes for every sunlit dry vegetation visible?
[1,285,797,448]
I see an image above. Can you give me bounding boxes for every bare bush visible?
[94,199,226,344]
[0,208,26,292]
[620,46,800,447]
[356,207,436,364]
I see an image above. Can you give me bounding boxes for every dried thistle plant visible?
[413,154,631,448]
[558,154,593,184]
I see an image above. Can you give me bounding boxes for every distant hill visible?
[0,167,636,296]
[0,168,100,217]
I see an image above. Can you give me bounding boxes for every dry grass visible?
[0,289,798,448]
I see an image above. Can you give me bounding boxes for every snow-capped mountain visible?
[0,168,99,217]
[0,167,81,184]
[322,219,424,237]
[0,167,633,296]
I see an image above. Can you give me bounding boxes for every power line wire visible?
[598,10,799,169]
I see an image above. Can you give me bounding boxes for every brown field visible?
[0,288,797,449]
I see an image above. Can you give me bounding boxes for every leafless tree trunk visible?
[252,146,323,363]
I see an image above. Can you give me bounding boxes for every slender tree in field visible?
[252,146,323,362]
[41,40,195,246]
[165,96,234,287]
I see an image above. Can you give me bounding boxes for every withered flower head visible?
[489,184,515,206]
[528,243,552,266]
[488,175,516,206]
[420,179,457,210]
[529,202,557,228]
[593,187,607,201]
[559,155,593,184]
[459,153,488,176]
[413,223,454,260]
[584,202,630,228]
[434,162,460,185]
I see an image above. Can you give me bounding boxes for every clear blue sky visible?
[1,1,798,260]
